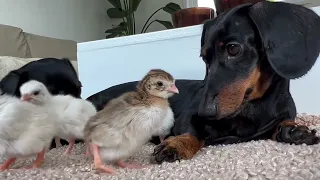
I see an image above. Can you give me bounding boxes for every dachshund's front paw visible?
[153,142,181,164]
[152,134,203,164]
[274,120,320,145]
[288,126,319,145]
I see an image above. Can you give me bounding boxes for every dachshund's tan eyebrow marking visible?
[217,41,224,47]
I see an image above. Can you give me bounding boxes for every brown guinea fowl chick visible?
[83,69,179,174]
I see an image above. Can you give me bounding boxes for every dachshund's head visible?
[198,2,320,120]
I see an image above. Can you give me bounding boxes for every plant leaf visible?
[105,26,126,34]
[130,0,142,12]
[107,8,126,18]
[118,22,128,27]
[105,22,128,34]
[155,20,174,29]
[106,32,121,39]
[163,2,182,14]
[108,0,122,9]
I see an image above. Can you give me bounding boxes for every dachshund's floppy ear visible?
[248,2,320,79]
[201,20,213,49]
[0,71,22,96]
[200,20,213,82]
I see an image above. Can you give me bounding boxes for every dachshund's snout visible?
[198,95,218,119]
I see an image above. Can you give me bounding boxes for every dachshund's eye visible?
[157,81,163,87]
[226,44,242,56]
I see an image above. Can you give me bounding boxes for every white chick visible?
[83,69,179,174]
[0,90,58,170]
[19,80,97,156]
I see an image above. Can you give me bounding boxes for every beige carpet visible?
[1,114,320,180]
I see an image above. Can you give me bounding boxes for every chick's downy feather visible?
[49,94,97,140]
[0,93,58,158]
[153,107,174,138]
[85,92,167,161]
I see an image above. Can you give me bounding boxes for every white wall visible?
[135,0,184,33]
[105,0,184,34]
[0,0,110,42]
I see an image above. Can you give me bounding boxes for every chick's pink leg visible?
[159,136,165,142]
[55,137,62,148]
[91,143,115,174]
[0,158,17,171]
[25,148,46,169]
[116,160,145,169]
[85,140,91,156]
[63,139,75,155]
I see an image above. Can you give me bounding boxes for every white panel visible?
[78,25,205,99]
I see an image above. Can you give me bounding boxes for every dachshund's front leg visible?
[272,120,319,145]
[152,134,204,164]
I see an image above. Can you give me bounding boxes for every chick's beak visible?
[21,94,32,101]
[167,84,179,94]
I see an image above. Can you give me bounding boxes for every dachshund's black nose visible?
[198,97,217,119]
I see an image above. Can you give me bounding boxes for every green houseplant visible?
[105,0,182,38]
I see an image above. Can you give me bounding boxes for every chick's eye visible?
[226,44,242,56]
[157,81,163,87]
[33,91,40,95]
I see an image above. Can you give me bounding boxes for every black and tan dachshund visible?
[87,1,320,163]
[0,57,82,98]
